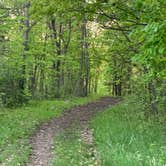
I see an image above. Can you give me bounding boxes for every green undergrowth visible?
[0,95,99,166]
[91,97,166,166]
[52,128,98,166]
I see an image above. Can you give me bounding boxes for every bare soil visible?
[27,97,120,166]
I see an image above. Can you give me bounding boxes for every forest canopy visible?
[0,0,165,113]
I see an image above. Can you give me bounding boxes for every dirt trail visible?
[27,97,120,166]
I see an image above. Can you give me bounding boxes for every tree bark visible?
[148,80,158,114]
[77,12,89,97]
[19,1,30,102]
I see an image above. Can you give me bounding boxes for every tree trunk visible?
[19,1,30,102]
[76,12,89,97]
[148,80,158,114]
[51,17,62,97]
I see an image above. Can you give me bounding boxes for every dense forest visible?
[0,0,166,165]
[0,0,165,111]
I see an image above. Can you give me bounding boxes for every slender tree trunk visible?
[76,12,89,97]
[84,30,89,96]
[39,32,48,97]
[94,76,98,94]
[126,59,132,94]
[148,80,158,114]
[144,67,158,114]
[50,17,62,97]
[31,65,37,97]
[19,1,30,102]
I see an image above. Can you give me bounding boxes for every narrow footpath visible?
[28,97,120,166]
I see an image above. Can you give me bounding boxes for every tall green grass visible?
[0,95,99,165]
[91,98,166,166]
[52,127,99,166]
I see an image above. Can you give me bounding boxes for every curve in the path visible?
[27,97,120,166]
